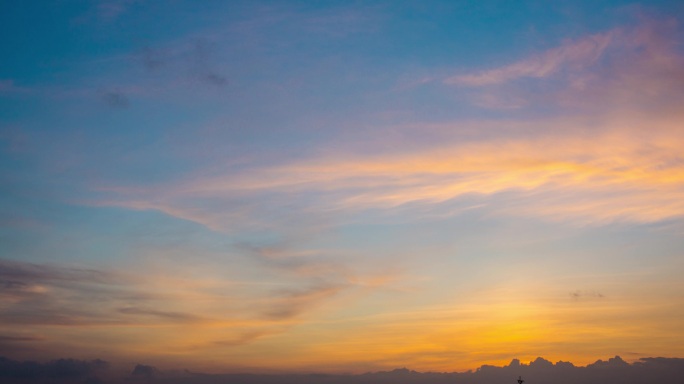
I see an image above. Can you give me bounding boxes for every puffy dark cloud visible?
[0,356,108,383]
[130,364,159,380]
[1,355,684,384]
[134,356,684,384]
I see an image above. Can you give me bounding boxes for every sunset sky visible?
[1,0,684,374]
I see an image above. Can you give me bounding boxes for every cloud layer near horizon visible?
[2,355,684,384]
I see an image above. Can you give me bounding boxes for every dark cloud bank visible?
[1,356,684,384]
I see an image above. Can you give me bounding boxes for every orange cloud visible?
[97,110,684,231]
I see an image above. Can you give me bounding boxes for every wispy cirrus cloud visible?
[95,0,138,21]
[445,30,615,86]
[263,284,345,321]
[93,111,684,230]
[445,18,684,115]
[87,19,684,232]
[0,253,399,363]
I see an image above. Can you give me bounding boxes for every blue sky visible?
[1,0,684,373]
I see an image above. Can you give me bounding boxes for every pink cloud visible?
[445,31,615,86]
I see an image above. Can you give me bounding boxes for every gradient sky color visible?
[1,0,684,374]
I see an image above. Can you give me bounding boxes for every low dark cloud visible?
[1,280,28,291]
[0,260,124,319]
[0,260,117,325]
[1,355,684,384]
[0,335,43,342]
[0,260,170,327]
[0,356,108,383]
[130,364,159,380]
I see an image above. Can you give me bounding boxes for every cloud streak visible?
[263,284,344,320]
[445,31,615,86]
[0,255,397,366]
[88,19,684,232]
[95,113,684,230]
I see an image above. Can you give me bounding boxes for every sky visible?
[1,0,684,375]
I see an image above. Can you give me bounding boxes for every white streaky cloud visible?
[445,30,615,86]
[90,20,684,232]
[93,112,684,231]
